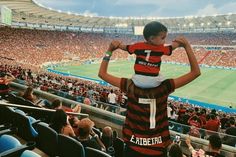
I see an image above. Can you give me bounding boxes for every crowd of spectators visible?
[0,64,127,112]
[0,27,235,155]
[168,32,236,46]
[1,27,236,71]
[167,99,236,147]
[163,48,236,67]
[1,63,235,146]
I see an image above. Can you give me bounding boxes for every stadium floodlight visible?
[227,21,231,25]
[207,22,211,25]
[201,23,204,26]
[218,22,222,26]
[183,24,186,27]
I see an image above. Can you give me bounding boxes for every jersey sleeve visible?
[163,45,173,56]
[127,43,138,54]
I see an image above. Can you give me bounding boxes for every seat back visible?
[35,122,58,156]
[0,135,21,153]
[14,96,26,105]
[113,137,125,157]
[58,134,85,157]
[20,150,41,157]
[7,93,17,103]
[13,112,38,141]
[0,141,36,157]
[0,106,15,125]
[85,147,111,157]
[24,100,40,108]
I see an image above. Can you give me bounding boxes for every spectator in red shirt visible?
[199,110,207,126]
[204,114,220,136]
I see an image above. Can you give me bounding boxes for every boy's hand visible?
[173,36,189,48]
[118,43,128,51]
[171,41,180,50]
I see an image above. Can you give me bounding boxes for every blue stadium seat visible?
[35,122,58,156]
[0,138,36,157]
[58,134,85,157]
[20,150,41,157]
[13,111,38,141]
[0,134,21,153]
[14,108,26,116]
[85,147,111,157]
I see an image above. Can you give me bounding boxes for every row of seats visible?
[8,93,42,109]
[0,128,39,157]
[0,104,113,157]
[0,105,39,141]
[6,94,55,123]
[35,122,112,157]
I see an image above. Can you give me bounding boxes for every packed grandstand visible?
[0,0,236,157]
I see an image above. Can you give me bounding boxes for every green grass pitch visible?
[53,61,236,108]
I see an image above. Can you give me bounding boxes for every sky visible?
[35,0,236,18]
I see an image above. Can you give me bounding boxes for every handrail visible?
[9,82,125,124]
[169,120,236,139]
[0,101,89,117]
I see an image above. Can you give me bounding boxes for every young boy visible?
[118,21,180,88]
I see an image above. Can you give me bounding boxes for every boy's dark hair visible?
[208,134,222,150]
[143,21,167,41]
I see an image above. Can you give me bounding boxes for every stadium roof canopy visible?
[0,0,236,32]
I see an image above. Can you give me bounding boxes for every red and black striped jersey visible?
[127,42,172,76]
[120,78,175,156]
